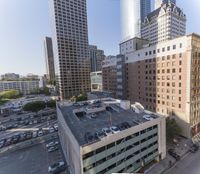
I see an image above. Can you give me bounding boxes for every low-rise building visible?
[57,98,166,174]
[0,80,40,95]
[90,71,102,92]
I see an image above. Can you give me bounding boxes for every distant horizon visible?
[0,0,200,75]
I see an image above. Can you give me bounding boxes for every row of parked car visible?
[85,122,131,143]
[0,123,58,149]
[46,140,67,174]
[0,115,57,132]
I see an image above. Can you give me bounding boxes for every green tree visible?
[23,101,46,112]
[166,118,182,141]
[0,90,21,99]
[46,100,56,108]
[76,94,87,102]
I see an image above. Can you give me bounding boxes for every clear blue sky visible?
[0,0,199,75]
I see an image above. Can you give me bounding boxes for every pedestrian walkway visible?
[146,136,193,174]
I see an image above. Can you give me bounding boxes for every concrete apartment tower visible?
[120,0,151,41]
[49,0,90,99]
[155,0,176,9]
[44,37,55,83]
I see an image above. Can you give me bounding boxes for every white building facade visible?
[141,3,186,45]
[0,80,40,95]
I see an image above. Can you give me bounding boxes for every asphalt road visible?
[166,150,200,174]
[0,143,48,174]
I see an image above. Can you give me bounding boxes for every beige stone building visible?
[103,34,200,141]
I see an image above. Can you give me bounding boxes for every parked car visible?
[4,138,12,146]
[95,131,106,139]
[54,124,58,131]
[11,134,20,144]
[0,139,5,148]
[168,149,180,161]
[0,125,6,131]
[102,128,112,136]
[37,129,43,137]
[25,131,32,139]
[19,132,27,141]
[48,127,55,133]
[48,145,58,153]
[46,141,59,148]
[48,161,66,173]
[190,144,199,153]
[110,126,120,133]
[32,131,38,138]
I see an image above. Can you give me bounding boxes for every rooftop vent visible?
[131,102,144,114]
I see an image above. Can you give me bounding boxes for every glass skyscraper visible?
[141,0,151,22]
[120,0,151,41]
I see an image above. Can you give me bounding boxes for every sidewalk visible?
[146,137,192,174]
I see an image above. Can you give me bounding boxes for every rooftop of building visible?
[144,2,185,23]
[58,98,160,147]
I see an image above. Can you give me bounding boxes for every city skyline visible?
[0,0,200,75]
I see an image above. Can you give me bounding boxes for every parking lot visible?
[0,108,68,174]
[0,139,66,174]
[0,109,58,150]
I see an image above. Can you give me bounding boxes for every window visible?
[83,151,94,160]
[179,61,182,65]
[107,142,115,149]
[173,45,176,50]
[179,68,182,73]
[162,48,165,52]
[96,147,105,154]
[179,83,182,87]
[179,104,181,108]
[179,90,181,94]
[167,46,170,51]
[180,43,182,48]
[179,53,182,58]
[172,69,176,73]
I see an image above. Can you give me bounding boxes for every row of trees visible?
[23,100,56,112]
[70,94,87,102]
[30,87,50,96]
[0,90,21,100]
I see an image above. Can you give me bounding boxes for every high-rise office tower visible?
[141,0,151,22]
[120,0,151,41]
[142,3,186,45]
[44,37,55,83]
[49,0,90,99]
[89,45,105,72]
[155,0,176,9]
